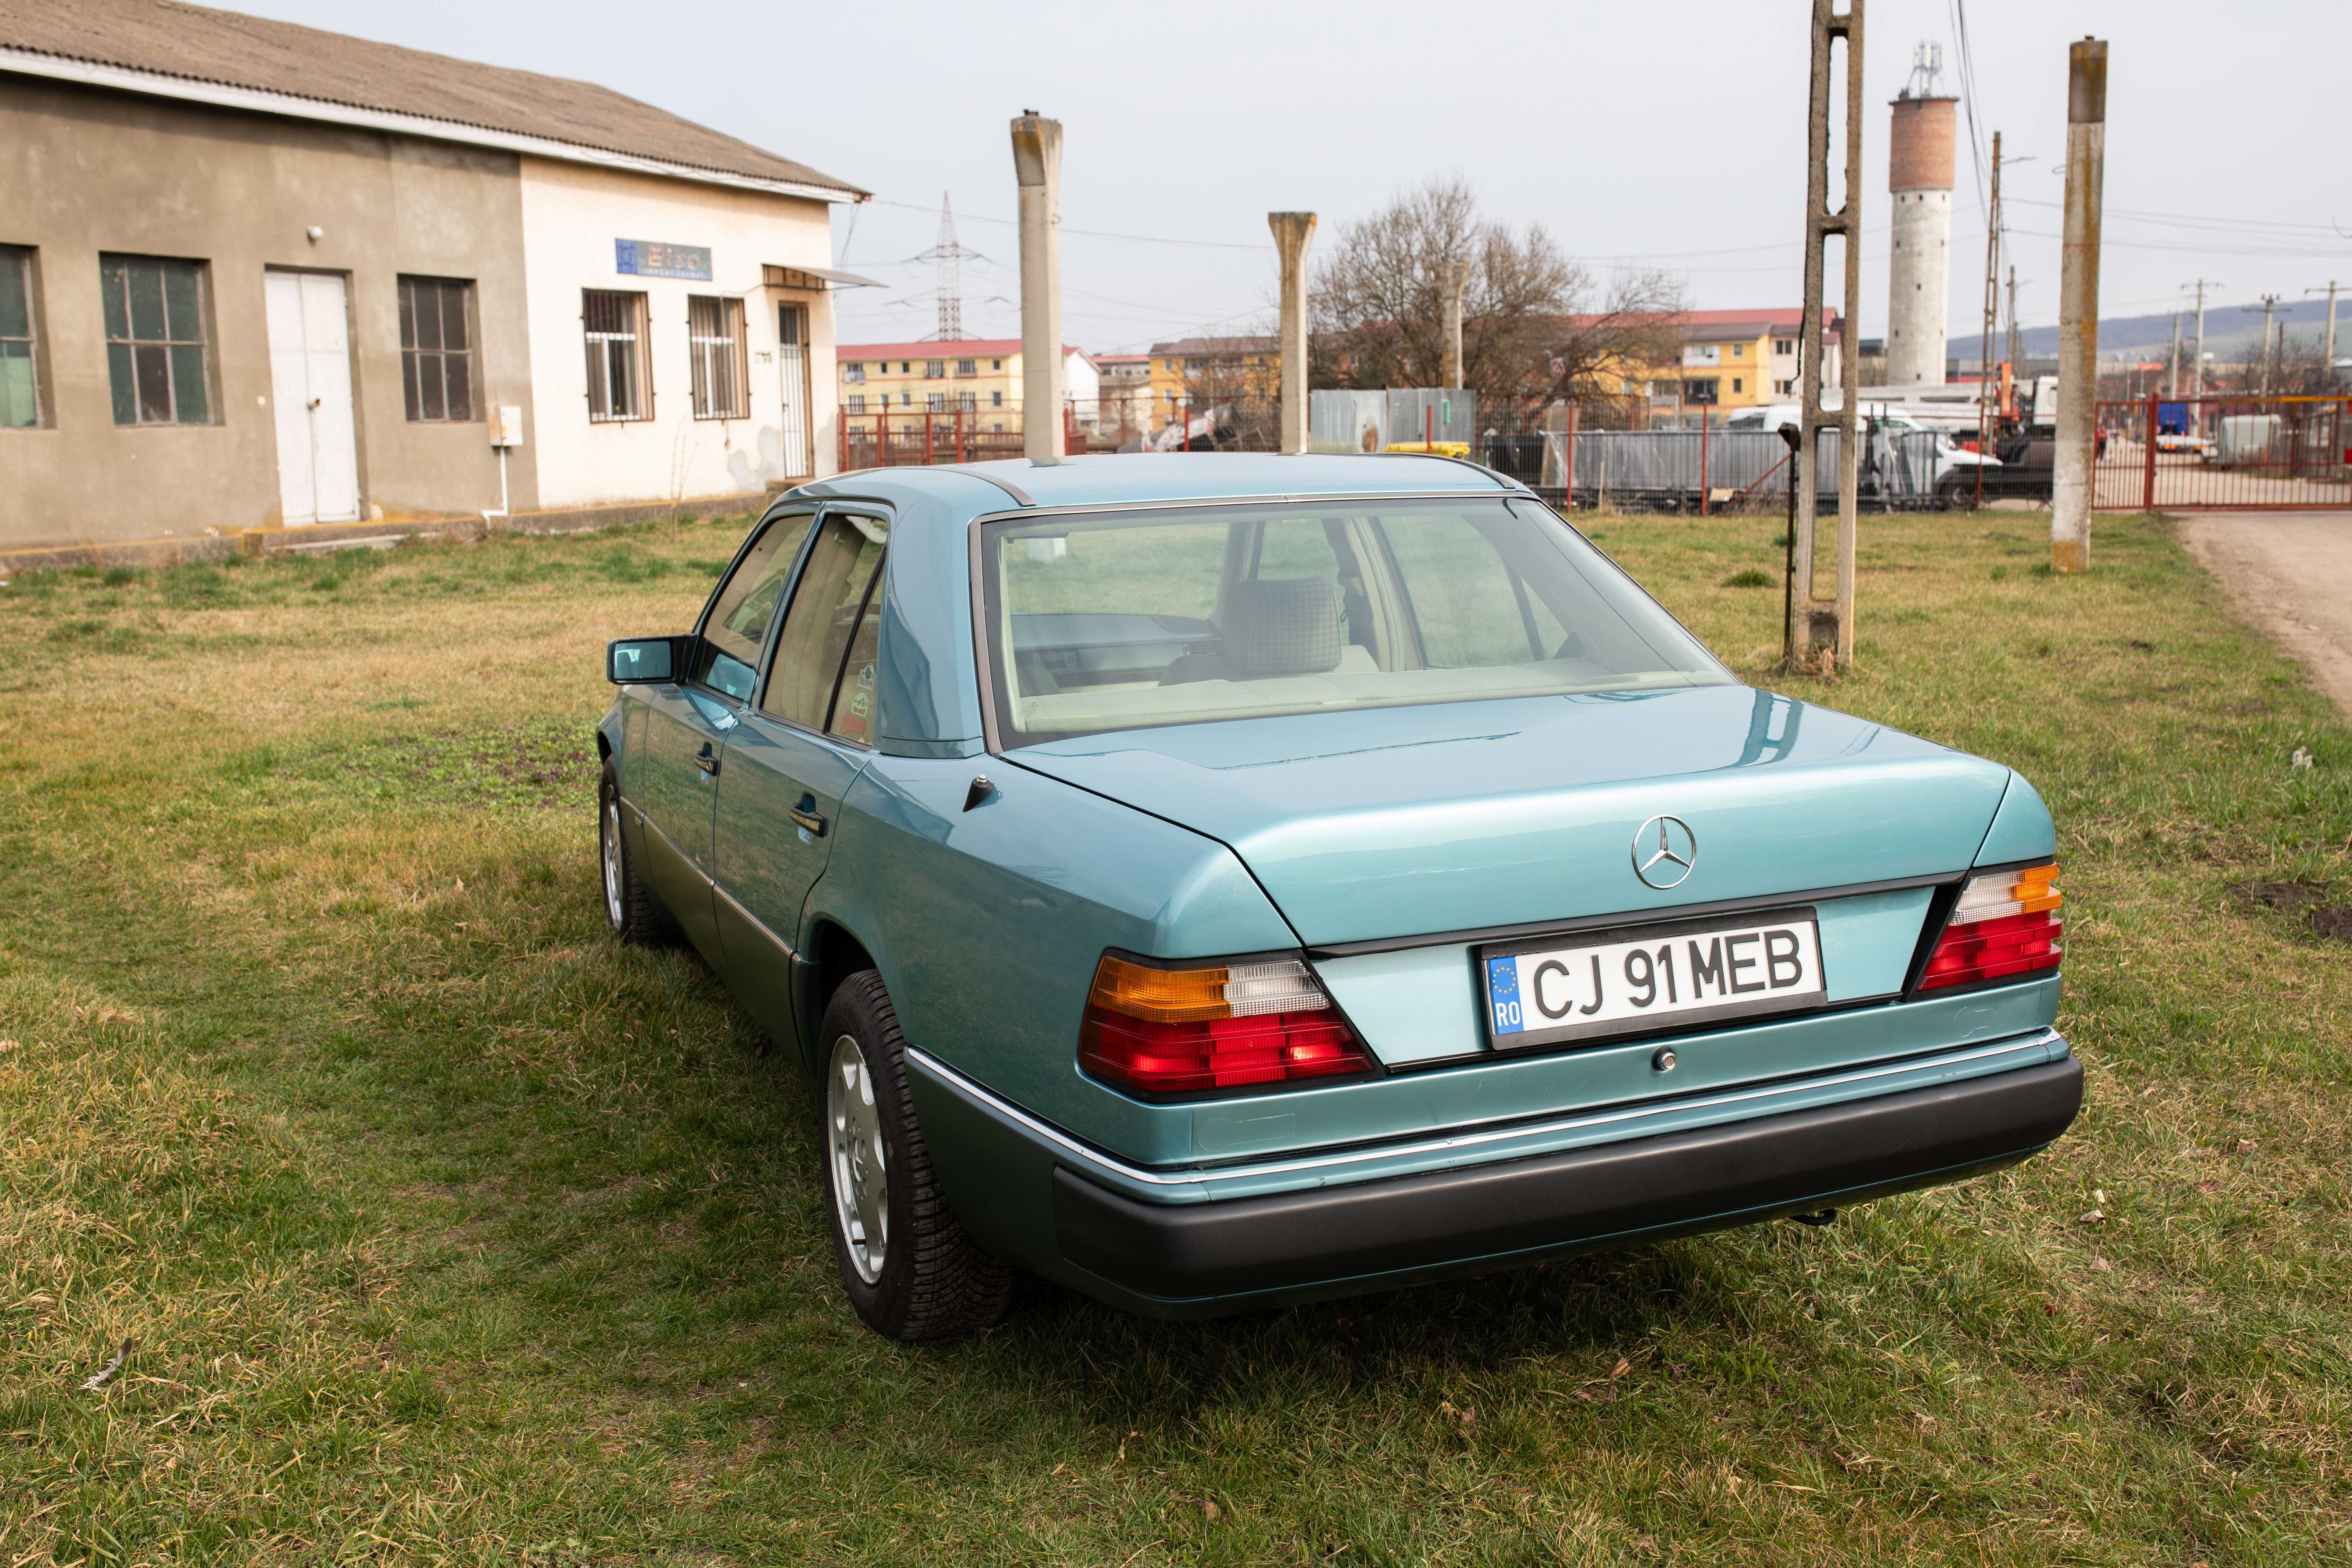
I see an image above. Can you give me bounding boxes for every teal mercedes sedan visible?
[596,453,2078,1340]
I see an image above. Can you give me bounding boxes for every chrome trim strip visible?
[905,1028,2065,1190]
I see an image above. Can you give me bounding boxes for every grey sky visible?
[219,0,2352,355]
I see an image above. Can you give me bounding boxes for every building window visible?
[846,394,866,414]
[1732,378,1743,394]
[844,363,865,384]
[1,245,44,428]
[991,390,1003,408]
[925,392,945,412]
[958,391,976,413]
[992,358,1002,370]
[956,358,975,377]
[900,362,910,373]
[583,289,651,421]
[925,359,945,379]
[1775,378,1796,395]
[100,254,211,426]
[1773,338,1795,356]
[1682,377,1719,404]
[398,276,475,422]
[687,296,749,420]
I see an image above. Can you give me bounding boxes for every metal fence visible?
[2092,394,2352,510]
[1309,389,1479,452]
[1539,426,1955,511]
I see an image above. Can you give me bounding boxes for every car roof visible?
[792,451,1521,516]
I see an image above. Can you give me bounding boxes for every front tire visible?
[819,971,1014,1340]
[599,760,675,946]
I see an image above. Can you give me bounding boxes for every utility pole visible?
[1269,212,1317,455]
[1011,112,1067,466]
[2188,279,2213,400]
[2167,310,2181,397]
[1439,261,1470,390]
[2314,280,2340,382]
[2245,295,2282,395]
[2006,265,2021,379]
[1975,129,2002,506]
[2051,37,2106,575]
[1791,0,1864,672]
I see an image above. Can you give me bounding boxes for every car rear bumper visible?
[907,1031,2082,1318]
[1052,1055,2081,1304]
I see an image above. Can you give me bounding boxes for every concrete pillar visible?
[1440,261,1469,390]
[1269,212,1317,455]
[2051,39,2106,573]
[1011,113,1067,466]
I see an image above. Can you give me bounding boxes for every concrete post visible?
[1269,212,1317,455]
[1011,113,1067,466]
[1791,0,1864,672]
[1440,261,1469,390]
[2051,38,2106,572]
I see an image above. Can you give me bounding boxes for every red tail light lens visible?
[1078,953,1374,1096]
[1920,862,2063,991]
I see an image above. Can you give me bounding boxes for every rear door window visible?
[694,509,815,701]
[761,512,887,733]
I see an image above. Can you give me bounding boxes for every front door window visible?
[694,510,816,701]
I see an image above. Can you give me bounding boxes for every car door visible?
[628,507,816,963]
[711,507,889,1052]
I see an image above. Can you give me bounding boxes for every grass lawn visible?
[2,504,2348,1566]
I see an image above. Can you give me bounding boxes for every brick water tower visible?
[1886,44,1958,387]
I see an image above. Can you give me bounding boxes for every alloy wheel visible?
[827,1033,889,1283]
[600,798,626,929]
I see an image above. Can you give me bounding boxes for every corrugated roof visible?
[1151,335,1278,356]
[0,0,866,198]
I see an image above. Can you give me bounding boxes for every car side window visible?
[695,509,816,701]
[761,512,887,733]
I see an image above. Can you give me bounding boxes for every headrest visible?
[1225,577,1341,678]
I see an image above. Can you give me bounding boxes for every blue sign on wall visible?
[615,239,713,280]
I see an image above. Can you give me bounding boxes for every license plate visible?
[1481,907,1827,1050]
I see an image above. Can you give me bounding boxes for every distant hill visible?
[1995,296,2341,361]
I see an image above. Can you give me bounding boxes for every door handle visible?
[694,743,721,778]
[789,796,828,836]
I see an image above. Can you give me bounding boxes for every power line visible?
[868,197,1272,251]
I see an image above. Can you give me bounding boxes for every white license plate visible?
[1481,907,1827,1050]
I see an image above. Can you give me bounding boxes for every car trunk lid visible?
[1008,685,2011,949]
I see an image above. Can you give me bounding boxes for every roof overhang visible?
[763,263,884,290]
[0,45,868,204]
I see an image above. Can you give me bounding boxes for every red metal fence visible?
[838,409,1087,470]
[2094,394,2352,511]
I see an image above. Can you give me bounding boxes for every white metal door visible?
[265,270,360,525]
[776,303,810,479]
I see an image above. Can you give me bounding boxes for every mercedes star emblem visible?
[1631,814,1698,890]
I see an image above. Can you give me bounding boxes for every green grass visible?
[2,508,2348,1565]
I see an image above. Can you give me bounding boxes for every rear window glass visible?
[979,497,1731,748]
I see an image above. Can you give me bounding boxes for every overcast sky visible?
[225,0,2352,355]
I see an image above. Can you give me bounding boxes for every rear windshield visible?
[978,496,1732,748]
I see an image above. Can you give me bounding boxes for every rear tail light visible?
[1920,862,2062,991]
[1078,952,1374,1096]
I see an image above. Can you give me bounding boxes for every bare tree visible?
[1311,177,1686,429]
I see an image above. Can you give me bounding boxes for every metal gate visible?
[2094,394,2352,510]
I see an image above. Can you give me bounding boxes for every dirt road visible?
[2176,510,2352,722]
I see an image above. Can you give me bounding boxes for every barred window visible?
[101,254,211,426]
[1,245,42,429]
[958,391,976,414]
[846,394,866,414]
[924,359,945,379]
[583,289,650,421]
[398,276,475,422]
[956,358,975,377]
[925,392,946,412]
[688,295,748,419]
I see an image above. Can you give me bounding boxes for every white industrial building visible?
[1,0,871,557]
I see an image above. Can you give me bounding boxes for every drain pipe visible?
[484,406,522,527]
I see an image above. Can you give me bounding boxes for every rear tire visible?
[1936,475,1973,512]
[819,971,1015,1340]
[600,760,676,946]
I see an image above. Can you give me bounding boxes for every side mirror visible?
[608,636,686,684]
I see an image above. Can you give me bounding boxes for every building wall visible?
[514,156,840,510]
[0,75,536,550]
